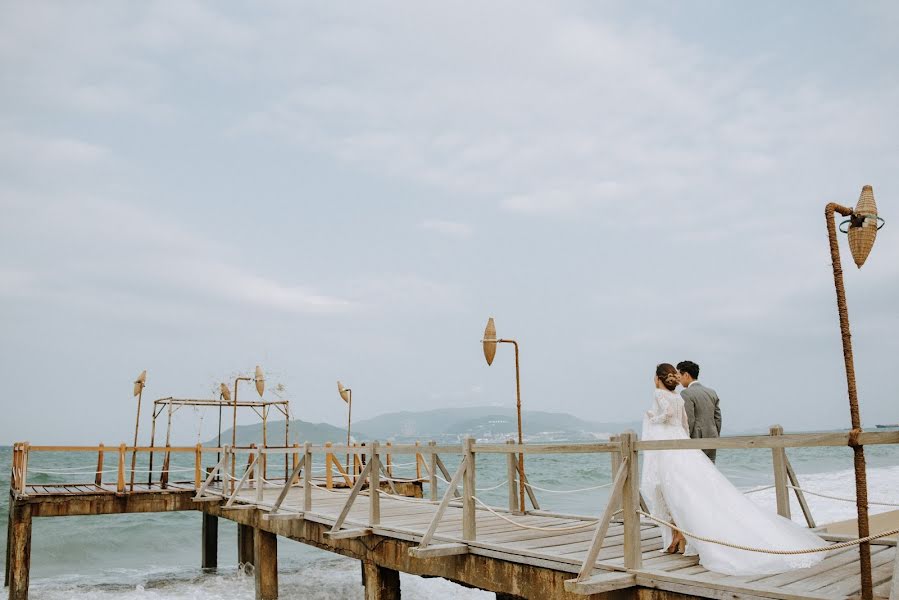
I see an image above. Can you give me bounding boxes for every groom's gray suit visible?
[680,382,722,462]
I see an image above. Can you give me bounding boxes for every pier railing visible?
[11,429,899,595]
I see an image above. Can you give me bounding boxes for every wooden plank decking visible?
[196,481,895,600]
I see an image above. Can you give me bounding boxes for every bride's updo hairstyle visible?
[656,363,679,391]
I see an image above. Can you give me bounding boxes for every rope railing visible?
[471,496,601,532]
[786,485,899,507]
[523,480,613,494]
[637,511,899,555]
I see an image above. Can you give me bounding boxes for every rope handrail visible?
[523,481,614,494]
[637,511,899,554]
[476,480,508,492]
[743,485,776,494]
[471,496,601,532]
[786,485,899,507]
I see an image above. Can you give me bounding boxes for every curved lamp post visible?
[230,366,265,491]
[337,381,353,474]
[825,185,884,600]
[482,317,527,512]
[129,370,147,491]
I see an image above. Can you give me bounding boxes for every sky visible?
[1,1,898,445]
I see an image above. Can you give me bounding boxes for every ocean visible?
[3,440,898,599]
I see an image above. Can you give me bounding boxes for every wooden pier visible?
[6,430,899,600]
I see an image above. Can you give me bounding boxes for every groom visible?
[677,360,722,462]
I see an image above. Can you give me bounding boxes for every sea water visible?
[2,441,898,599]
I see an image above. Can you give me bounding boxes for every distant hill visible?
[207,420,363,447]
[352,407,641,442]
[211,408,640,446]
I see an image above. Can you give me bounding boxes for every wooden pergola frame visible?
[147,397,291,483]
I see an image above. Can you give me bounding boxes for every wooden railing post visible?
[161,443,172,489]
[621,431,641,569]
[222,445,231,490]
[507,439,519,513]
[325,442,334,490]
[11,443,22,493]
[291,443,300,485]
[255,448,264,503]
[95,443,105,487]
[303,442,313,511]
[463,437,477,541]
[194,443,202,489]
[415,441,422,480]
[428,441,438,501]
[116,443,126,493]
[247,443,257,487]
[385,441,393,478]
[610,434,621,513]
[10,442,19,493]
[19,443,29,495]
[369,441,381,526]
[770,425,791,519]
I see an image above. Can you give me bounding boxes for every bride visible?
[641,363,826,575]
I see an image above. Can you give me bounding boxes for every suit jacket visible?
[680,382,722,439]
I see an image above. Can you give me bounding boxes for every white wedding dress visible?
[640,388,825,575]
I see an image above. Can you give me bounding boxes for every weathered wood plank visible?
[409,543,469,558]
[564,572,636,595]
[324,527,372,540]
[634,569,836,600]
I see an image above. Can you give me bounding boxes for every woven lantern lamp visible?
[481,317,528,513]
[840,185,884,268]
[825,185,885,600]
[337,381,353,473]
[129,370,147,491]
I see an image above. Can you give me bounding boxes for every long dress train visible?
[640,388,825,575]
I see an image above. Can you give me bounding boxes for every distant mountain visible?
[352,407,641,443]
[208,420,363,447]
[210,408,640,446]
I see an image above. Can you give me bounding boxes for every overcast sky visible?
[2,2,898,445]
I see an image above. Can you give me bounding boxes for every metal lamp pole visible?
[230,366,265,492]
[338,382,352,475]
[482,317,526,513]
[129,370,147,491]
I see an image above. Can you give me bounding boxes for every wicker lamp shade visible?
[337,380,350,403]
[220,382,231,402]
[483,317,497,366]
[848,185,879,268]
[254,365,265,396]
[132,370,147,397]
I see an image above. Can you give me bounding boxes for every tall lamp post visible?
[481,317,527,512]
[129,370,147,491]
[218,383,231,465]
[825,185,884,600]
[337,381,352,474]
[230,366,265,490]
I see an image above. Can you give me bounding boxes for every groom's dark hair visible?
[677,360,700,380]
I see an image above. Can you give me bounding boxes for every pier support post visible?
[362,562,400,600]
[8,503,32,600]
[4,496,14,588]
[238,523,255,567]
[201,512,218,569]
[253,529,278,600]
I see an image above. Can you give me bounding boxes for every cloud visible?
[419,219,474,238]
